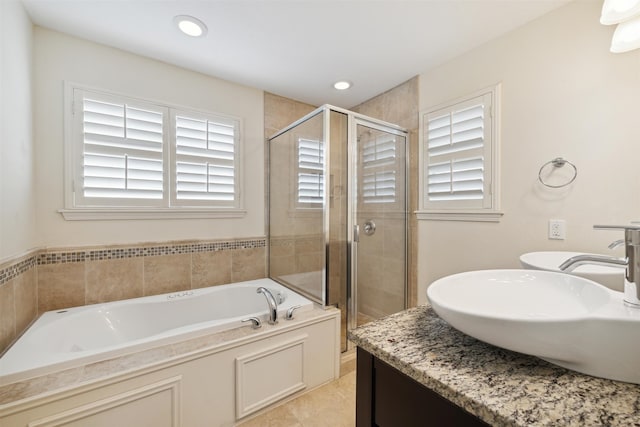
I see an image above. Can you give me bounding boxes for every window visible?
[172,112,238,206]
[296,137,324,207]
[62,84,243,220]
[77,93,167,206]
[418,85,502,222]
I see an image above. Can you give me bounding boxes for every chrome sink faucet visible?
[559,225,640,307]
[257,287,278,324]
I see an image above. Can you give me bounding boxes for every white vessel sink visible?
[520,251,625,292]
[427,269,640,384]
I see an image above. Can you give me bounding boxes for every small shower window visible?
[296,137,324,207]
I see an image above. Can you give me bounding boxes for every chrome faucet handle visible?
[285,305,302,320]
[594,225,640,248]
[608,239,625,250]
[594,224,640,231]
[242,317,262,329]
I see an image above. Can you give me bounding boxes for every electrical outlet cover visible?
[549,219,566,240]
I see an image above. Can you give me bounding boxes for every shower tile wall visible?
[0,238,267,354]
[356,217,406,318]
[269,236,324,277]
[264,92,317,139]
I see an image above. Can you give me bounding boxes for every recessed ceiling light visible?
[333,81,352,90]
[174,15,208,37]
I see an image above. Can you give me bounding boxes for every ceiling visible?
[22,0,572,108]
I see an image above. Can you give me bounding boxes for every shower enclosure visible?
[268,105,408,352]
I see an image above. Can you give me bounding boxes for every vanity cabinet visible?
[356,348,488,427]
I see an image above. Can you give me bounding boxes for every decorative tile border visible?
[0,238,266,285]
[37,251,86,265]
[0,255,37,286]
[38,238,266,264]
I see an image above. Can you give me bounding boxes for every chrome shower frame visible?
[267,104,409,351]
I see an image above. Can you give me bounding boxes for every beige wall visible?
[0,1,38,351]
[418,1,640,303]
[33,27,265,248]
[0,0,36,261]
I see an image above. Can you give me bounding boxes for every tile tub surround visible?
[0,237,267,354]
[0,254,38,354]
[349,306,640,427]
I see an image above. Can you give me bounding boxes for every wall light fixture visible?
[601,0,640,52]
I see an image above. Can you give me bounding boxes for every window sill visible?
[59,208,247,221]
[415,210,503,222]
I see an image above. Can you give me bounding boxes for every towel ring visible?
[538,157,577,188]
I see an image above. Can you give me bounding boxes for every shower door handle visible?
[363,220,376,236]
[353,225,360,243]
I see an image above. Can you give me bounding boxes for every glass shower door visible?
[352,121,407,327]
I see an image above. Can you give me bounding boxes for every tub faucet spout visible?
[257,287,278,324]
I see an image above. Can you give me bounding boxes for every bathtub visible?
[0,278,313,383]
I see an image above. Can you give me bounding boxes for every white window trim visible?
[417,84,503,222]
[61,82,245,220]
[59,208,246,220]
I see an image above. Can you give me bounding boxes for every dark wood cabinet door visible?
[357,348,488,427]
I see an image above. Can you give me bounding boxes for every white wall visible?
[418,0,640,303]
[0,0,36,261]
[33,28,265,248]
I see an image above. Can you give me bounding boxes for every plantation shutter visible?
[173,113,239,206]
[362,135,397,204]
[79,93,165,206]
[297,138,324,206]
[424,93,492,209]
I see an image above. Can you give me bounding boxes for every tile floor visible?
[238,351,357,427]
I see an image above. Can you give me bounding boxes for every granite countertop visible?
[348,305,640,427]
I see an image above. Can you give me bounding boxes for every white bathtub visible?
[0,278,313,383]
